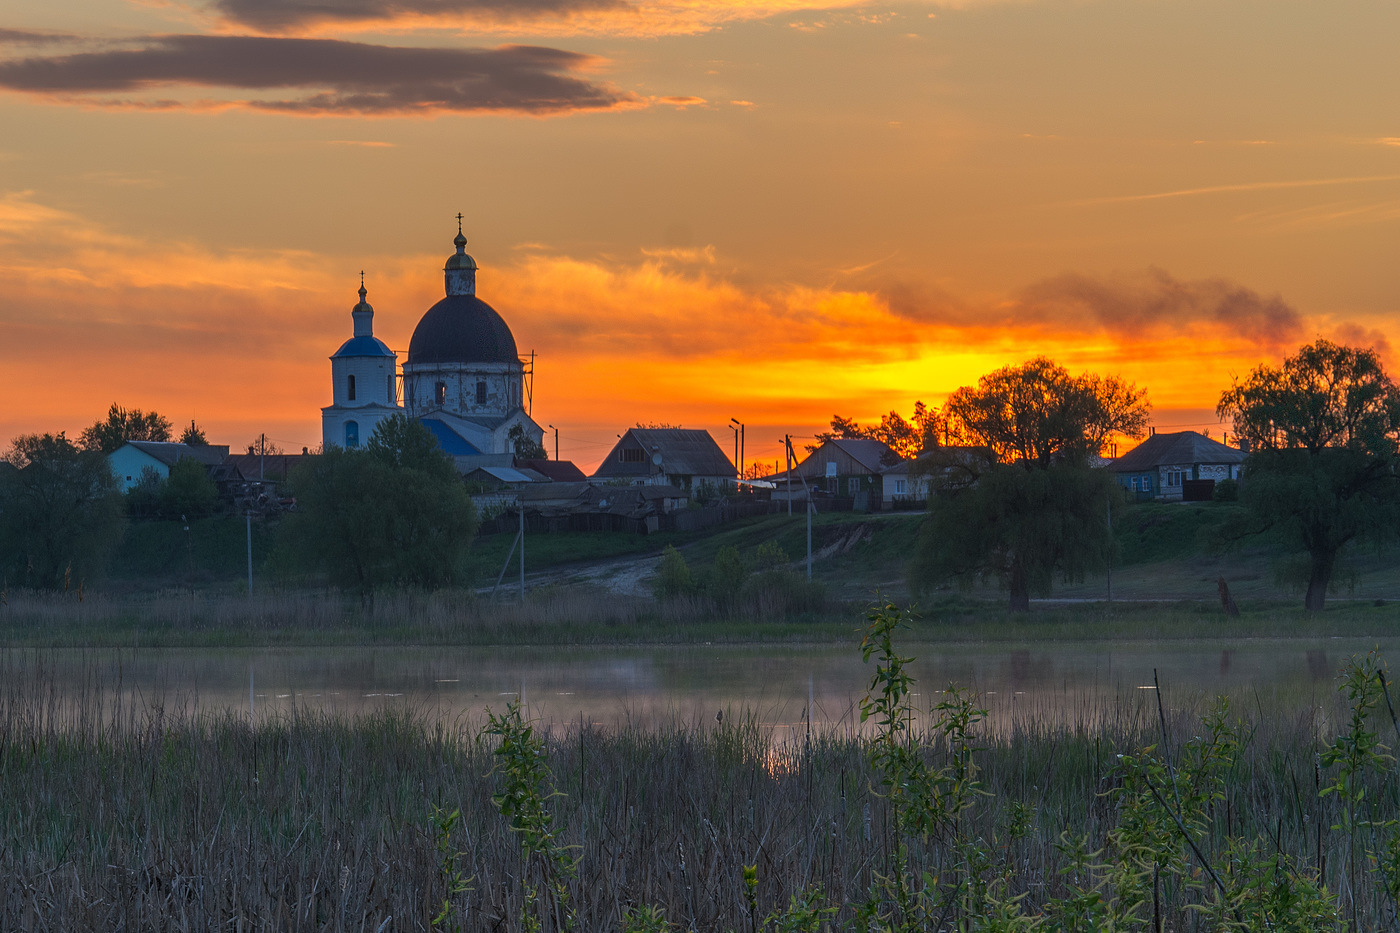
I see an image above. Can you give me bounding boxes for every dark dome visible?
[406,294,519,366]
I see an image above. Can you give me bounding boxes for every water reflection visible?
[10,638,1393,739]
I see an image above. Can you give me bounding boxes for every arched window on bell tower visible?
[347,374,357,401]
[435,381,447,407]
[346,420,360,448]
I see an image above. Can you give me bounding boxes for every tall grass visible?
[4,629,1400,930]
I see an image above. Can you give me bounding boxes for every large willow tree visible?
[1218,339,1400,611]
[911,357,1149,611]
[276,415,479,595]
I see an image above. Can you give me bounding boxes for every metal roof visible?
[331,335,395,359]
[593,428,735,478]
[125,441,230,468]
[407,295,519,366]
[419,418,481,456]
[1110,431,1245,472]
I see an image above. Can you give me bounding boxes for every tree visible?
[179,420,208,446]
[0,432,126,589]
[276,416,478,594]
[911,458,1122,611]
[807,402,942,459]
[79,403,173,454]
[1217,340,1400,611]
[942,357,1148,468]
[507,424,547,460]
[912,358,1149,611]
[159,457,218,519]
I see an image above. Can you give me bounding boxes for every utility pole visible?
[785,436,812,578]
[547,424,559,460]
[259,433,266,482]
[1106,496,1113,604]
[246,509,253,594]
[784,435,793,517]
[519,498,526,601]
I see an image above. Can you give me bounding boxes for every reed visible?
[2,635,1398,930]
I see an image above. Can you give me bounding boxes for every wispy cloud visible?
[0,35,641,116]
[1,191,1394,455]
[0,29,77,46]
[203,0,875,38]
[1072,174,1400,206]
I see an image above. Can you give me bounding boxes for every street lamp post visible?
[546,424,559,460]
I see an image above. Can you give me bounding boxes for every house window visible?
[895,479,907,495]
[476,381,487,405]
[827,477,838,495]
[345,420,359,448]
[848,477,860,496]
[434,381,446,407]
[347,374,356,401]
[621,447,647,463]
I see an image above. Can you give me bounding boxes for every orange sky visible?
[2,0,1398,471]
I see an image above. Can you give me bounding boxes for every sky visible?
[1,0,1398,471]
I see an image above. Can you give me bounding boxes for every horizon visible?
[3,0,1396,473]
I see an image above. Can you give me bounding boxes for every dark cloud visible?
[1016,267,1304,347]
[0,35,638,115]
[210,0,627,32]
[0,29,77,45]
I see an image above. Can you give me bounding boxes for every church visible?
[320,223,545,461]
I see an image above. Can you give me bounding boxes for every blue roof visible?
[420,418,481,456]
[331,335,395,359]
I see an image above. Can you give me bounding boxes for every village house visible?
[591,428,735,492]
[1110,430,1245,501]
[108,441,235,492]
[786,437,900,511]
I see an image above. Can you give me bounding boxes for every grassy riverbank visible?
[4,633,1398,931]
[3,585,1400,648]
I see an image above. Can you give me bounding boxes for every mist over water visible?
[14,638,1392,739]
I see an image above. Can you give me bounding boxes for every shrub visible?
[652,545,695,599]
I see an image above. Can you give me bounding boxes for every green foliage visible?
[430,806,473,933]
[275,417,478,593]
[1219,340,1400,610]
[160,457,218,519]
[912,461,1119,610]
[178,420,208,446]
[621,904,672,932]
[0,432,125,589]
[752,540,788,571]
[916,357,1147,610]
[942,357,1150,468]
[859,602,989,932]
[508,424,548,460]
[765,886,837,933]
[808,403,940,460]
[652,545,695,599]
[1212,477,1239,501]
[78,403,172,454]
[482,702,577,932]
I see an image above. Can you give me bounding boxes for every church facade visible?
[321,225,544,460]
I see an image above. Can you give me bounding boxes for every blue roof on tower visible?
[331,335,395,359]
[420,418,481,456]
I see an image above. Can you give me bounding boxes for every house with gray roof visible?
[788,437,901,511]
[1110,430,1245,501]
[591,428,735,491]
[108,441,234,491]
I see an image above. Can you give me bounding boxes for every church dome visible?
[407,294,519,365]
[406,223,519,366]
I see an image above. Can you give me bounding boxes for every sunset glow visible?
[3,0,1398,471]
